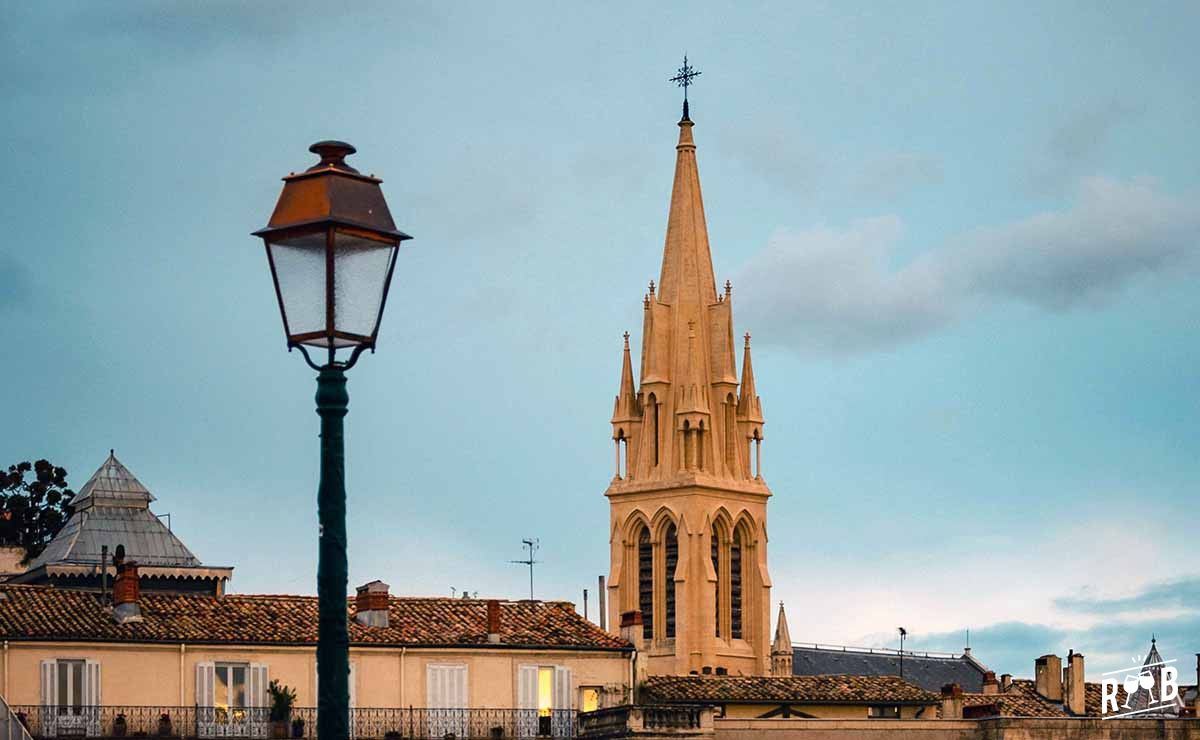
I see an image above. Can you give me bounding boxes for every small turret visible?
[771,602,793,676]
[610,333,641,480]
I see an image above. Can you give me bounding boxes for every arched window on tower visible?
[637,526,653,640]
[664,523,677,638]
[724,394,736,474]
[711,523,721,638]
[731,527,744,639]
[647,394,659,467]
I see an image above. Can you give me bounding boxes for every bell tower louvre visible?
[605,101,772,677]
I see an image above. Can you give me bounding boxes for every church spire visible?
[657,112,717,307]
[771,602,794,676]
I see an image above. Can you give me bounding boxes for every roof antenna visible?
[508,538,540,600]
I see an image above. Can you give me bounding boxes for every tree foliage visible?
[0,460,74,563]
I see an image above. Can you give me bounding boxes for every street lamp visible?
[253,140,411,740]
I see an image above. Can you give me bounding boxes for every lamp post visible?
[253,141,411,740]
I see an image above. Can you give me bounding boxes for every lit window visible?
[537,667,554,718]
[215,663,249,723]
[580,687,600,713]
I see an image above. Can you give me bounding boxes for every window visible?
[869,705,900,719]
[664,523,677,639]
[40,659,100,737]
[195,662,267,738]
[730,529,743,639]
[56,660,85,716]
[518,665,572,738]
[579,687,600,713]
[637,527,653,639]
[214,664,248,722]
[711,526,720,637]
[426,664,468,738]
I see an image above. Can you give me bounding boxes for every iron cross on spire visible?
[669,55,701,120]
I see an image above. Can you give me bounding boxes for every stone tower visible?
[605,108,771,677]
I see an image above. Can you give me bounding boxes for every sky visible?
[1,1,1198,679]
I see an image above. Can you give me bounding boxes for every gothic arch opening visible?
[637,524,653,640]
[664,522,678,639]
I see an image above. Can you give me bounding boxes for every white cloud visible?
[738,177,1200,355]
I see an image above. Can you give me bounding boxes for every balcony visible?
[8,707,578,740]
[577,706,713,739]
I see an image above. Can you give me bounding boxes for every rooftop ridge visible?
[793,641,963,660]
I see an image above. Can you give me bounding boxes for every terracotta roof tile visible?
[0,585,629,650]
[643,675,939,705]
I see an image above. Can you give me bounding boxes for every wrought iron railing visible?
[8,707,577,740]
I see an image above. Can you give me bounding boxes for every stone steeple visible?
[606,110,773,678]
[772,602,794,676]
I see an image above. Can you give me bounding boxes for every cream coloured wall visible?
[0,642,629,709]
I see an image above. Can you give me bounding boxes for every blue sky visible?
[1,2,1197,678]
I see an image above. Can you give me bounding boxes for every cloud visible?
[1055,576,1200,617]
[852,152,943,201]
[737,177,1200,355]
[1029,100,1143,192]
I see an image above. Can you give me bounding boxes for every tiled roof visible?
[0,585,629,650]
[961,679,1163,718]
[792,645,988,693]
[643,675,940,705]
[961,680,1067,718]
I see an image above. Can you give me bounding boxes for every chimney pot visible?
[1065,651,1085,715]
[112,560,143,624]
[940,683,963,719]
[981,671,999,695]
[1035,654,1063,702]
[1000,673,1012,692]
[620,610,643,628]
[487,599,501,643]
[354,580,390,628]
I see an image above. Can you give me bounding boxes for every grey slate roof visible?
[29,454,201,569]
[793,644,990,693]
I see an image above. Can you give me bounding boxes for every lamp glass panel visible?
[332,231,395,339]
[268,232,327,342]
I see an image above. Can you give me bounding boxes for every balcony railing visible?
[578,706,712,738]
[8,707,577,740]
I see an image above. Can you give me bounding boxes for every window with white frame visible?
[517,665,572,738]
[195,662,268,738]
[425,664,468,739]
[39,659,100,737]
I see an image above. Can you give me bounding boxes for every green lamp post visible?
[253,141,411,740]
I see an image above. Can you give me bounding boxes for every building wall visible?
[0,641,629,709]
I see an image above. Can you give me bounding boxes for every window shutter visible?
[517,665,538,710]
[348,663,356,708]
[85,661,101,706]
[553,666,572,710]
[195,663,215,707]
[426,664,467,708]
[40,661,58,706]
[249,664,269,708]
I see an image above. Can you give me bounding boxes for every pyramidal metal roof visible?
[29,453,201,570]
[70,451,155,509]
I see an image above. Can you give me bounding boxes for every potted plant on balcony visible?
[113,713,128,737]
[157,712,172,737]
[268,680,298,739]
[290,717,305,739]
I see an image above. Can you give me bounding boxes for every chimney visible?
[487,599,502,643]
[981,671,999,695]
[112,560,143,624]
[1034,654,1063,702]
[940,683,963,719]
[353,580,390,628]
[1000,674,1012,692]
[1064,650,1085,715]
